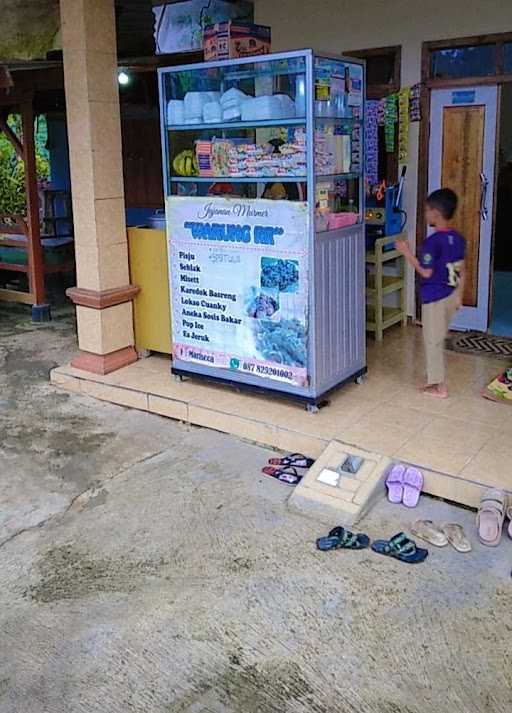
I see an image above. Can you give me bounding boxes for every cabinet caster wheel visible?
[173,374,184,383]
[355,375,365,385]
[306,403,319,414]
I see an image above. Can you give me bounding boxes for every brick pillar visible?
[60,0,138,374]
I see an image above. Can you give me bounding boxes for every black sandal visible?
[261,465,302,485]
[268,453,314,469]
[371,532,428,563]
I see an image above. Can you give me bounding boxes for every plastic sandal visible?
[261,465,302,486]
[411,520,448,547]
[402,467,423,508]
[385,464,406,504]
[442,523,472,553]
[268,453,315,469]
[316,526,370,551]
[477,489,506,547]
[371,532,428,564]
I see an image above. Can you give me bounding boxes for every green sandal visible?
[316,526,370,551]
[371,532,428,563]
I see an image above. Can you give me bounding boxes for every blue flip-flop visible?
[371,532,428,563]
[316,526,370,551]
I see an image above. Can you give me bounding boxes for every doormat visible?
[482,368,512,405]
[446,332,512,359]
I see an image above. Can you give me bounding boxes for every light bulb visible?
[118,71,130,86]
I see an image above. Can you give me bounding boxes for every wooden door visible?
[441,106,484,307]
[429,87,497,332]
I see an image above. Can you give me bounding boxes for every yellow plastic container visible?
[128,227,172,355]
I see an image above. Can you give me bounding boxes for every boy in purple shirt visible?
[396,189,466,399]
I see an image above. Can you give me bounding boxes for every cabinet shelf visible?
[170,175,306,183]
[316,172,360,181]
[366,305,404,332]
[223,66,305,81]
[315,116,360,123]
[366,275,405,296]
[365,247,401,264]
[167,117,306,132]
[366,235,407,341]
[170,173,359,184]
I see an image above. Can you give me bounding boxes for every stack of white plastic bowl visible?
[203,101,222,123]
[241,95,283,122]
[167,100,184,125]
[184,92,206,124]
[220,88,249,122]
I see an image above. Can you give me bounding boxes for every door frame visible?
[417,32,512,326]
[429,86,498,331]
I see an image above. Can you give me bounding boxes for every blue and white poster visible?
[167,196,309,386]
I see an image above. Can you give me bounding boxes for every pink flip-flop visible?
[385,464,406,504]
[402,467,423,508]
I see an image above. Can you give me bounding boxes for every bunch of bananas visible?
[173,150,199,177]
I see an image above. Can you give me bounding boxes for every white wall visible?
[255,0,512,312]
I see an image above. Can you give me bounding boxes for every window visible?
[365,53,397,87]
[346,45,400,97]
[504,43,512,73]
[345,46,401,186]
[431,45,496,79]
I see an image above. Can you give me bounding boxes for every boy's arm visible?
[395,239,433,279]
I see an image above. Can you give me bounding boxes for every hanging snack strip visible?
[365,100,379,188]
[351,106,362,172]
[377,98,386,127]
[398,88,410,163]
[384,94,398,153]
[409,83,422,122]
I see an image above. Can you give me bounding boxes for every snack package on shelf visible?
[212,139,234,176]
[209,130,306,179]
[315,124,352,175]
[195,141,214,176]
[315,126,336,175]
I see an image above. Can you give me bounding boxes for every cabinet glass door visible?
[160,55,308,198]
[313,57,364,233]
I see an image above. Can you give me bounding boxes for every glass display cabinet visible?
[158,49,366,408]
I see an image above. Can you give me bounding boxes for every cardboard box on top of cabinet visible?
[203,22,271,62]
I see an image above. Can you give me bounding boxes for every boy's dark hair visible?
[426,188,458,220]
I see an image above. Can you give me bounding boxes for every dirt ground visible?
[1,302,512,713]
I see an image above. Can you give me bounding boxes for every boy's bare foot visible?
[421,384,448,399]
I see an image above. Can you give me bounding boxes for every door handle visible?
[480,172,489,221]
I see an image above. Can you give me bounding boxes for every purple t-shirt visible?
[420,229,466,304]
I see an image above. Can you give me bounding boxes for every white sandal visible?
[477,489,506,547]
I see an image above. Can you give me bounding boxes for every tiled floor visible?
[51,324,512,505]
